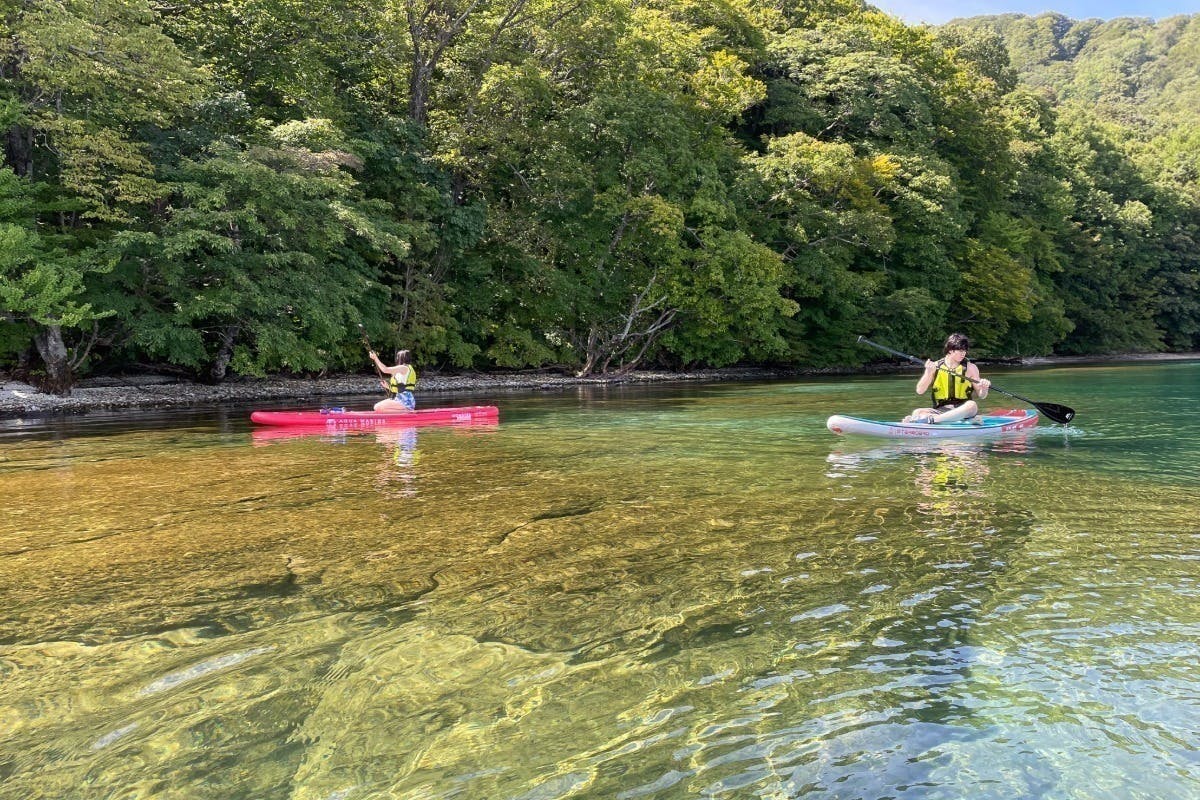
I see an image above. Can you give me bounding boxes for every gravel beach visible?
[0,367,805,419]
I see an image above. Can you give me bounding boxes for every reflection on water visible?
[250,421,500,500]
[1,368,1198,799]
[827,434,1037,501]
[375,426,421,498]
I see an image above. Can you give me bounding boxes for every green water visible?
[1,362,1197,800]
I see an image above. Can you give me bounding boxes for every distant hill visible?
[947,13,1200,146]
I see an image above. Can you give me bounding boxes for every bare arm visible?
[968,363,991,399]
[369,351,410,377]
[915,360,937,394]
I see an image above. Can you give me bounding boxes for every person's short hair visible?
[394,349,411,365]
[943,333,969,353]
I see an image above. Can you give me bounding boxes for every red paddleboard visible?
[250,405,499,428]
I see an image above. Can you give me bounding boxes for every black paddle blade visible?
[1036,402,1075,425]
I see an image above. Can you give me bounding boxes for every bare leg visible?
[928,401,979,424]
[904,407,937,423]
[904,401,980,424]
[373,398,414,413]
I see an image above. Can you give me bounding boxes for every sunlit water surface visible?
[1,362,1197,800]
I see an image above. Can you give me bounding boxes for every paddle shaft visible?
[358,324,389,395]
[855,336,1075,423]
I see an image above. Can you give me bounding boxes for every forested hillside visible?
[3,0,1198,392]
[946,11,1200,353]
[949,12,1200,127]
[950,12,1200,197]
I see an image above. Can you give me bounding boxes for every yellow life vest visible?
[931,359,973,406]
[389,365,417,395]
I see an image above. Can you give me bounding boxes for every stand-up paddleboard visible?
[249,418,497,444]
[251,405,499,428]
[826,408,1038,438]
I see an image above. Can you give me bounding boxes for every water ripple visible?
[2,369,1199,800]
[137,645,276,697]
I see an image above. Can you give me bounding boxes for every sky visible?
[870,0,1200,25]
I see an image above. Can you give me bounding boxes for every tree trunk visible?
[409,59,433,127]
[32,323,74,395]
[575,328,600,378]
[3,44,35,178]
[4,125,34,178]
[207,325,240,383]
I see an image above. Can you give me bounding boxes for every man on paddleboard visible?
[903,333,991,424]
[369,349,417,413]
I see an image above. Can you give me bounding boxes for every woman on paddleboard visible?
[903,333,991,424]
[369,349,417,412]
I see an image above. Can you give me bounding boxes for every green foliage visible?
[869,288,949,356]
[1,0,203,386]
[661,227,797,366]
[5,2,1200,384]
[0,169,108,329]
[102,125,404,379]
[3,0,203,218]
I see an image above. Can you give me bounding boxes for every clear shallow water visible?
[1,363,1197,799]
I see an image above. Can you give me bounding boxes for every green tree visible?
[1,0,201,391]
[103,120,416,381]
[416,0,790,373]
[0,168,110,380]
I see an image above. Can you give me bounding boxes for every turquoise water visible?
[0,362,1197,799]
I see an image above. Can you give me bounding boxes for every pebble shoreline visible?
[0,368,809,418]
[3,351,1196,419]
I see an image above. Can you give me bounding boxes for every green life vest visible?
[389,365,417,395]
[931,358,972,406]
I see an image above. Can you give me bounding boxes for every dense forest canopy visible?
[2,0,1197,392]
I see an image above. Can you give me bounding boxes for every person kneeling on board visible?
[903,333,991,424]
[369,349,417,413]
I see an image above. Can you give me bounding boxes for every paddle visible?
[357,324,390,397]
[856,336,1076,424]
